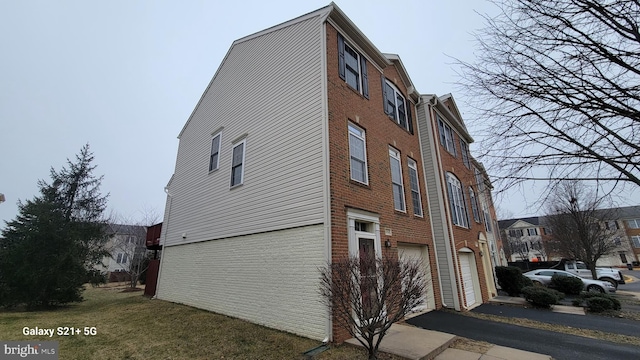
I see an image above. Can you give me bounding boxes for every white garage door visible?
[460,254,477,307]
[398,244,432,312]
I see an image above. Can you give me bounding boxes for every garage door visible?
[398,244,432,312]
[460,254,477,307]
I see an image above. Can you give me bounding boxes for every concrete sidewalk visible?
[345,323,552,360]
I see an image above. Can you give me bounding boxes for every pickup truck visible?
[550,259,625,288]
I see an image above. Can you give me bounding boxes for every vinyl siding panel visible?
[417,102,456,306]
[162,15,326,247]
[157,224,327,340]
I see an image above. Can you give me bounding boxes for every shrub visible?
[495,266,530,296]
[547,288,565,301]
[521,286,559,308]
[586,297,614,312]
[579,292,621,311]
[550,274,584,295]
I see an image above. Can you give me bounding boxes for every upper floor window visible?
[116,253,128,264]
[437,115,456,156]
[632,236,640,248]
[509,229,524,237]
[338,34,369,98]
[474,167,485,192]
[483,207,492,233]
[627,219,640,229]
[230,140,246,187]
[348,123,368,184]
[469,187,481,223]
[460,139,470,168]
[383,80,413,133]
[389,148,406,212]
[606,220,619,230]
[446,173,468,228]
[527,228,538,236]
[209,132,222,172]
[407,158,422,217]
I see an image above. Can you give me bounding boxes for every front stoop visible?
[345,324,457,360]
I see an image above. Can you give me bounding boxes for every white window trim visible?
[437,115,456,156]
[347,209,381,259]
[627,219,640,229]
[446,172,469,228]
[469,187,481,223]
[344,42,363,92]
[631,236,640,248]
[230,139,246,188]
[348,122,369,184]
[389,148,406,212]
[407,158,423,217]
[384,80,409,131]
[209,131,222,172]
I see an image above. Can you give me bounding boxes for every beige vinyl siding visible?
[416,101,456,307]
[156,224,327,340]
[162,15,326,247]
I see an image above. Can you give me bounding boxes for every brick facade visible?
[326,23,441,342]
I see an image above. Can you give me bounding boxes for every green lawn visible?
[0,284,402,359]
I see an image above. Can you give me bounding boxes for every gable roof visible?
[498,216,540,229]
[177,2,418,138]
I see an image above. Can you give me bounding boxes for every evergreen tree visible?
[0,144,110,308]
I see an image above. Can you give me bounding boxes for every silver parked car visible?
[523,269,616,293]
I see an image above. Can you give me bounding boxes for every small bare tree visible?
[319,254,427,360]
[544,182,619,278]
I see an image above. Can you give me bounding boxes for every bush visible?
[550,274,584,295]
[586,297,614,312]
[495,266,531,296]
[521,286,559,308]
[547,288,566,301]
[579,292,621,311]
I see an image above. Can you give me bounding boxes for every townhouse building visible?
[156,3,499,343]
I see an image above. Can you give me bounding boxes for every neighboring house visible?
[609,206,640,265]
[499,208,638,266]
[100,224,147,276]
[156,3,499,343]
[498,217,549,262]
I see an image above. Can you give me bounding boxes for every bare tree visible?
[319,254,427,360]
[544,182,619,278]
[507,235,530,261]
[457,0,640,197]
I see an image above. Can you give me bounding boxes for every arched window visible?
[446,173,469,228]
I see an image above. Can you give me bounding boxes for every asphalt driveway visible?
[406,309,640,360]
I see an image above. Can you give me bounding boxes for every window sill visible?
[230,183,244,190]
[349,179,370,189]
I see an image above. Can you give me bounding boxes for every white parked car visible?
[523,269,616,293]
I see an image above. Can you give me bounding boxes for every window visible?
[437,115,456,156]
[614,237,622,246]
[606,220,618,230]
[474,167,486,193]
[354,221,369,232]
[469,187,480,223]
[116,253,128,264]
[627,219,640,229]
[527,228,538,236]
[632,236,640,248]
[383,80,413,133]
[348,123,368,184]
[389,148,405,212]
[407,159,422,216]
[460,139,470,168]
[338,34,368,98]
[483,207,492,232]
[209,132,221,172]
[446,173,468,227]
[509,229,524,237]
[230,140,246,187]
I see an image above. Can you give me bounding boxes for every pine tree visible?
[0,144,110,308]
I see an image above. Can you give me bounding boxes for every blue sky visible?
[1,0,615,226]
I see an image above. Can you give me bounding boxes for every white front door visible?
[460,254,477,307]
